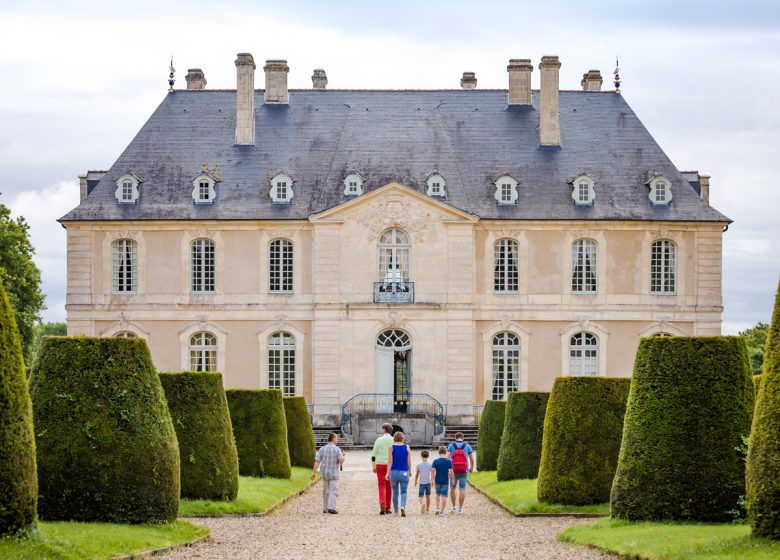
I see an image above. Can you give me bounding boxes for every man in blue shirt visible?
[447,432,475,514]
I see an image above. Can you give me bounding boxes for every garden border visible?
[467,479,606,518]
[110,534,210,560]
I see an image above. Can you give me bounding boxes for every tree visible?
[740,322,769,374]
[0,199,45,364]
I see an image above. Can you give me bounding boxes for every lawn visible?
[469,471,610,515]
[179,467,315,516]
[0,520,207,560]
[560,517,780,559]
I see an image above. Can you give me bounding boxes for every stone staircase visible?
[443,425,479,448]
[313,424,479,450]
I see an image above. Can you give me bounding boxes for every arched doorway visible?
[376,329,412,413]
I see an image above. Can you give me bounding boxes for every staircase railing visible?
[341,393,445,437]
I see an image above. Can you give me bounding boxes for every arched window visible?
[571,238,598,293]
[269,239,294,293]
[494,238,519,293]
[378,229,410,284]
[268,331,296,396]
[189,331,217,372]
[569,332,598,376]
[191,238,215,293]
[376,329,412,349]
[492,332,520,399]
[114,331,137,338]
[650,240,676,294]
[111,239,137,293]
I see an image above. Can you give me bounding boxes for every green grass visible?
[560,518,780,559]
[469,471,609,515]
[179,467,315,516]
[0,520,207,560]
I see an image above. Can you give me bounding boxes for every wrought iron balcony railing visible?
[373,282,414,304]
[341,393,444,436]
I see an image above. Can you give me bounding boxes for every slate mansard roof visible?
[61,89,729,223]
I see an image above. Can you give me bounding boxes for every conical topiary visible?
[0,278,37,536]
[160,372,239,500]
[476,400,506,471]
[283,396,316,468]
[746,277,780,539]
[29,337,180,523]
[496,392,549,480]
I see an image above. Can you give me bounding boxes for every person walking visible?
[385,431,411,516]
[371,423,394,515]
[447,431,475,514]
[312,432,345,514]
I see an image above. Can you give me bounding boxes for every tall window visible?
[494,239,519,292]
[378,228,410,284]
[268,331,296,396]
[111,239,137,293]
[190,331,217,372]
[569,332,598,376]
[269,239,294,292]
[191,239,215,293]
[492,332,520,399]
[651,240,676,294]
[571,238,598,293]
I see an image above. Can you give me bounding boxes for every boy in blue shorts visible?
[430,446,454,516]
[414,450,433,513]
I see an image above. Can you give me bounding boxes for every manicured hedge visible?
[283,396,316,468]
[746,278,780,539]
[537,377,631,505]
[29,337,180,523]
[159,372,239,500]
[752,375,764,399]
[226,389,291,478]
[0,278,37,536]
[611,336,753,521]
[497,392,549,480]
[476,400,506,471]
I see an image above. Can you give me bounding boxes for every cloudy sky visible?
[1,0,778,332]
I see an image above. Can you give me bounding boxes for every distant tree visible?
[740,322,770,374]
[29,322,67,363]
[0,199,45,364]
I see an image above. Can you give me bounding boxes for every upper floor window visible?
[494,175,518,205]
[268,331,296,396]
[648,176,672,206]
[111,238,137,294]
[571,175,595,206]
[192,175,217,204]
[494,238,519,293]
[425,172,447,198]
[191,238,215,293]
[189,331,217,372]
[492,331,520,400]
[650,239,677,294]
[115,173,141,204]
[571,238,598,293]
[343,172,364,196]
[270,172,294,204]
[269,239,294,293]
[378,228,410,284]
[569,332,598,376]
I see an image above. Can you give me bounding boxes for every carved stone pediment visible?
[352,194,437,242]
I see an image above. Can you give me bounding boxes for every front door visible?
[394,350,410,413]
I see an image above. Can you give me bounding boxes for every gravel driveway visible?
[164,450,616,559]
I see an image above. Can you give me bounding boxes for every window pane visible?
[378,229,410,283]
[651,240,676,294]
[572,239,597,293]
[191,239,215,293]
[494,239,519,292]
[492,331,520,399]
[569,332,598,376]
[268,331,295,396]
[269,239,294,292]
[112,239,137,293]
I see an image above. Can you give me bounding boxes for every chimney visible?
[78,170,107,202]
[264,59,289,104]
[185,68,207,90]
[699,174,710,204]
[580,69,602,91]
[235,53,256,145]
[312,68,327,89]
[507,59,533,105]
[539,55,561,146]
[460,71,477,89]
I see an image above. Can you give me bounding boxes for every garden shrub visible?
[537,377,631,505]
[611,336,753,521]
[226,389,291,478]
[752,374,764,397]
[29,336,180,523]
[746,278,780,539]
[160,372,239,500]
[476,400,506,471]
[0,278,37,536]
[496,392,549,480]
[283,396,316,468]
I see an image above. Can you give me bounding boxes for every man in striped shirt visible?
[312,433,346,514]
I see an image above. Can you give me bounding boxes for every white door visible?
[375,347,394,396]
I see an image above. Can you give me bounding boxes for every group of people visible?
[311,423,475,516]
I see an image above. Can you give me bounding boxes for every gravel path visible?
[165,450,617,559]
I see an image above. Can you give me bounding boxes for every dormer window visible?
[343,172,364,196]
[571,175,595,206]
[648,176,672,206]
[425,172,446,198]
[191,175,217,204]
[115,173,141,204]
[270,172,294,204]
[494,175,518,205]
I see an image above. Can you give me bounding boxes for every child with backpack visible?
[447,432,474,514]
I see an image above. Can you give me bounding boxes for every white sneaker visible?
[458,508,465,515]
[450,507,457,513]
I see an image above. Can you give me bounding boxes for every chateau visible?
[62,53,728,428]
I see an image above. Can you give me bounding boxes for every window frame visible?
[650,239,677,295]
[493,238,519,293]
[571,175,595,206]
[494,175,518,205]
[425,173,447,198]
[191,175,217,204]
[189,331,218,372]
[190,238,216,293]
[491,331,520,400]
[648,176,673,206]
[269,238,294,293]
[571,238,598,294]
[115,174,140,204]
[270,172,294,203]
[268,331,296,396]
[568,332,599,377]
[343,172,364,196]
[111,238,138,294]
[377,228,411,284]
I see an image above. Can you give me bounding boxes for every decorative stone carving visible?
[266,229,294,241]
[118,312,130,328]
[110,230,137,241]
[384,311,404,328]
[353,194,436,242]
[197,315,209,330]
[574,229,593,239]
[651,229,672,240]
[499,314,512,330]
[274,315,287,329]
[494,228,522,240]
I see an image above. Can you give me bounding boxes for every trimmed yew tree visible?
[611,336,753,521]
[496,392,549,480]
[0,278,37,536]
[746,277,780,539]
[29,337,180,523]
[283,396,316,468]
[537,377,631,505]
[476,400,506,471]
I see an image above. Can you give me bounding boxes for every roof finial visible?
[168,56,176,92]
[613,56,621,93]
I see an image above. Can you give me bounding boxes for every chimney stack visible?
[185,68,207,90]
[507,59,533,105]
[699,174,710,204]
[539,55,561,146]
[581,69,602,91]
[235,53,256,145]
[460,72,477,89]
[264,59,289,104]
[312,68,328,89]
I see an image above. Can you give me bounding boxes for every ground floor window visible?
[189,331,217,372]
[268,331,296,396]
[492,331,520,399]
